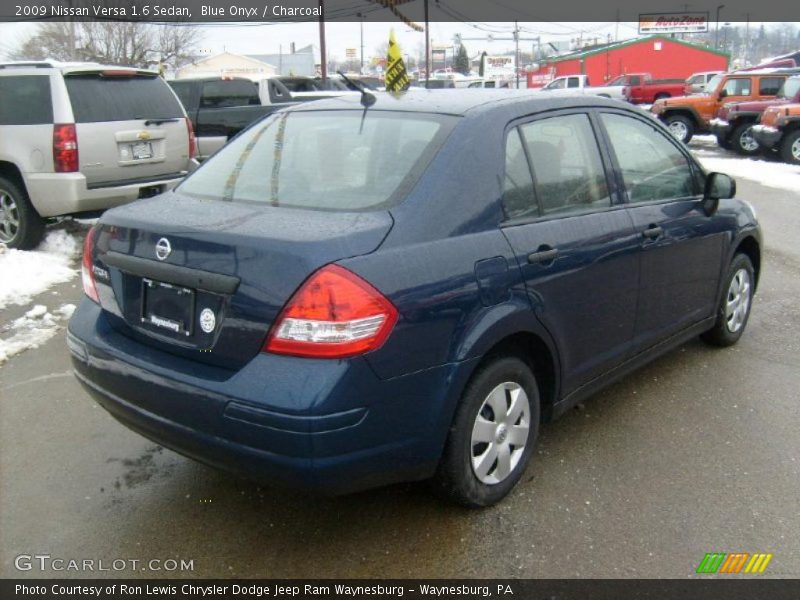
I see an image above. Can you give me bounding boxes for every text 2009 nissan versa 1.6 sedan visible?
[68,91,761,507]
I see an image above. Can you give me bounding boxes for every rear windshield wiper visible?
[143,118,180,126]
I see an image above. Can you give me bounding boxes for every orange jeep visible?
[650,70,792,143]
[752,102,800,165]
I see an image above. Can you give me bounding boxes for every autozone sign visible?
[638,12,709,34]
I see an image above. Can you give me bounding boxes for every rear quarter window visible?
[65,74,184,123]
[759,77,785,96]
[0,75,53,125]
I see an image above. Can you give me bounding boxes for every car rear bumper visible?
[67,299,475,495]
[751,124,782,150]
[24,171,189,218]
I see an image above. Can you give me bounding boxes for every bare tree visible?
[11,21,203,69]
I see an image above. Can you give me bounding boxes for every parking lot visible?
[1,139,799,579]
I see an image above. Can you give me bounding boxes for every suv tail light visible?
[81,227,99,303]
[53,124,79,173]
[185,117,197,160]
[264,264,398,359]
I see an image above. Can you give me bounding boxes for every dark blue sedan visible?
[68,91,761,506]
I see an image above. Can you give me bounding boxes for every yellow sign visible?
[385,29,410,93]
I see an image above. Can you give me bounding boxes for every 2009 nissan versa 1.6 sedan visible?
[68,91,761,507]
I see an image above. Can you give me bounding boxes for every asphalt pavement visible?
[1,169,799,579]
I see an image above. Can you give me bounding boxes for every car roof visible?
[287,89,624,117]
[0,60,159,76]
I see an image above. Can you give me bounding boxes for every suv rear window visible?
[0,75,53,125]
[65,74,184,123]
[179,110,455,211]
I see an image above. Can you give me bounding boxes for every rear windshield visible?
[178,110,455,211]
[0,75,53,125]
[65,74,184,123]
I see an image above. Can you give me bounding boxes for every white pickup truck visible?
[536,74,626,100]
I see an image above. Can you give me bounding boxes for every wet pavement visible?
[1,173,799,579]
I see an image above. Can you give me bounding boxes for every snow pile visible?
[0,228,82,310]
[695,151,800,193]
[0,303,76,365]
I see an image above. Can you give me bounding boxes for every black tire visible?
[433,356,540,508]
[701,254,755,347]
[715,134,733,150]
[731,121,760,156]
[779,129,800,165]
[0,175,45,250]
[664,114,695,144]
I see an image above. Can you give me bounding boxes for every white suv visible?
[0,61,198,249]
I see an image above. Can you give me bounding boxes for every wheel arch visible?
[733,234,761,292]
[0,161,26,190]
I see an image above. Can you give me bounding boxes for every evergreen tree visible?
[455,44,470,75]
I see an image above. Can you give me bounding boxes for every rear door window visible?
[0,75,53,125]
[519,113,611,217]
[759,77,785,96]
[567,77,581,88]
[502,129,537,221]
[200,79,260,108]
[65,74,184,122]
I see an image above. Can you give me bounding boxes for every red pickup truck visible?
[622,73,689,104]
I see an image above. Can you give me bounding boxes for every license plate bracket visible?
[141,278,195,337]
[131,141,153,160]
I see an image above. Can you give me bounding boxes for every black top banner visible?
[1,0,799,23]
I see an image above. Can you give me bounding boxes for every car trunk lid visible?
[91,192,393,369]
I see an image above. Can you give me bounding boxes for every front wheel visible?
[732,122,760,156]
[433,356,540,507]
[701,254,755,347]
[664,114,694,144]
[779,130,800,165]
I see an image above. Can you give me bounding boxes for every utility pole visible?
[744,13,750,66]
[715,5,725,50]
[318,0,327,82]
[424,0,430,88]
[359,14,364,74]
[514,21,520,89]
[67,0,76,60]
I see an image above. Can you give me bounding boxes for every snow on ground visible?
[0,226,83,310]
[690,135,800,194]
[0,303,76,365]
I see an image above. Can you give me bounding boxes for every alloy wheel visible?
[0,189,20,244]
[668,120,688,141]
[725,268,751,333]
[792,137,800,161]
[470,382,530,485]
[738,127,759,153]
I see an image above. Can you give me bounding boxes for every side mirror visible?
[718,89,728,100]
[702,172,736,215]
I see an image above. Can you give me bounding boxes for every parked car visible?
[536,74,626,100]
[621,74,686,104]
[710,75,800,155]
[69,92,761,507]
[651,70,793,143]
[684,71,724,95]
[0,61,195,249]
[169,77,288,161]
[752,102,800,164]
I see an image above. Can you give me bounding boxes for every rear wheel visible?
[779,130,800,165]
[701,254,754,347]
[433,356,540,507]
[731,121,760,156]
[0,176,45,250]
[664,114,694,144]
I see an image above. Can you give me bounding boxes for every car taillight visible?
[185,117,197,160]
[264,264,398,359]
[53,124,79,173]
[81,227,99,303]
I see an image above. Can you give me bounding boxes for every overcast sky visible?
[0,20,785,62]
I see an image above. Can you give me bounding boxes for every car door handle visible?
[527,247,559,265]
[641,225,663,240]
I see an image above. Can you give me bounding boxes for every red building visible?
[527,36,729,88]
